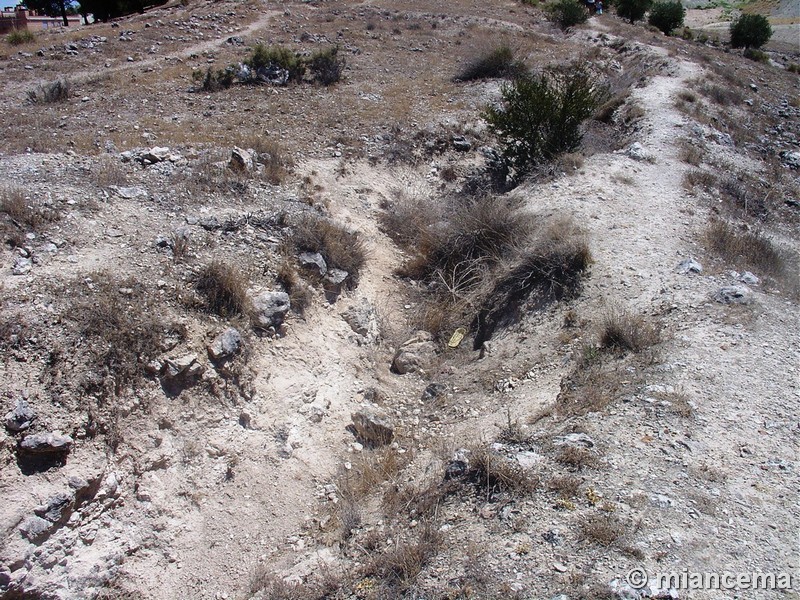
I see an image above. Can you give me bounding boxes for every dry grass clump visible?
[705,220,795,283]
[240,135,293,185]
[6,29,36,45]
[382,191,590,344]
[694,81,744,106]
[276,258,313,314]
[248,569,340,600]
[287,214,367,285]
[599,309,660,354]
[677,139,704,165]
[556,446,597,470]
[453,45,527,82]
[465,443,539,496]
[91,156,128,187]
[72,274,184,398]
[0,186,59,229]
[580,514,627,545]
[363,524,443,591]
[27,79,71,104]
[195,260,250,317]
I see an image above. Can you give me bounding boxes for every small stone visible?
[324,268,349,286]
[19,515,53,541]
[739,271,759,285]
[299,251,327,275]
[676,258,702,274]
[421,382,447,402]
[626,142,653,162]
[713,284,753,305]
[229,146,254,172]
[452,135,471,151]
[5,399,36,432]
[34,491,74,523]
[250,291,291,329]
[350,408,394,447]
[12,257,32,275]
[207,327,243,361]
[553,562,568,573]
[19,432,73,454]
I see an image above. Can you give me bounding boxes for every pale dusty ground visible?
[0,2,798,599]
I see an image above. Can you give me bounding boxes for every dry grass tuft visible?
[580,514,627,545]
[548,474,581,498]
[0,186,59,229]
[195,261,250,318]
[705,220,796,285]
[465,443,539,496]
[556,446,597,470]
[677,139,704,165]
[599,309,660,354]
[363,524,443,590]
[288,214,367,285]
[276,258,313,314]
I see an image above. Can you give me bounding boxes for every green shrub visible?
[546,0,589,30]
[483,66,608,179]
[308,46,346,85]
[616,0,652,23]
[648,1,685,35]
[6,29,35,45]
[454,45,527,81]
[195,67,235,91]
[247,44,306,82]
[730,14,772,48]
[743,47,768,62]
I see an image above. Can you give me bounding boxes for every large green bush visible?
[483,66,608,179]
[648,1,685,35]
[546,0,589,30]
[616,0,652,23]
[730,13,772,49]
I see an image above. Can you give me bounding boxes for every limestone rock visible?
[299,251,327,275]
[5,399,36,432]
[229,146,254,172]
[713,284,753,305]
[251,291,291,329]
[391,331,437,375]
[207,327,243,361]
[676,258,702,274]
[350,407,394,447]
[19,432,73,454]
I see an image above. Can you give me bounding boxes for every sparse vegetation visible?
[729,13,772,49]
[647,1,685,35]
[6,28,35,45]
[27,79,70,104]
[0,186,59,229]
[580,514,627,545]
[195,260,250,317]
[246,44,306,82]
[454,45,527,81]
[545,0,589,30]
[308,46,346,85]
[484,65,608,180]
[705,220,794,282]
[599,308,660,354]
[287,214,367,286]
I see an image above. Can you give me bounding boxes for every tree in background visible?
[77,0,165,22]
[23,0,70,26]
[729,13,772,49]
[615,0,652,23]
[648,0,686,35]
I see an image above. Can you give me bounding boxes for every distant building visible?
[0,4,82,34]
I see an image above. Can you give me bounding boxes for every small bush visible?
[546,0,589,30]
[27,79,70,104]
[7,29,35,45]
[455,45,527,81]
[365,525,442,589]
[308,46,346,85]
[730,13,772,49]
[466,444,539,495]
[483,65,608,180]
[196,261,250,317]
[599,309,660,354]
[247,44,306,82]
[742,47,768,62]
[677,139,703,165]
[648,1,685,35]
[615,0,652,23]
[197,67,235,91]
